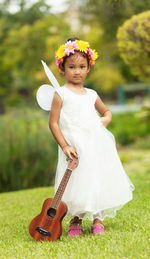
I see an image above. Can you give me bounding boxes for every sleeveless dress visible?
[54,86,135,221]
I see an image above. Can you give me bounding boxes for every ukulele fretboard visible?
[51,168,72,209]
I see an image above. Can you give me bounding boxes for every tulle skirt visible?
[54,122,135,221]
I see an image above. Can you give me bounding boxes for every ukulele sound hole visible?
[47,208,56,218]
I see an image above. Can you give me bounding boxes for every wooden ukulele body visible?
[29,197,67,242]
[29,155,78,242]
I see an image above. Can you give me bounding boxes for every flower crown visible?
[55,40,99,69]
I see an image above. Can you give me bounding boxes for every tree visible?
[0,14,70,105]
[69,0,150,42]
[0,0,51,112]
[66,0,150,81]
[0,1,72,110]
[117,10,150,83]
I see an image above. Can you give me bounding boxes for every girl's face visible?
[63,52,90,85]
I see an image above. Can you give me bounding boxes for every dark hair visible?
[60,37,90,71]
[66,37,80,42]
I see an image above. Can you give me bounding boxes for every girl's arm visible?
[95,95,112,127]
[49,92,78,159]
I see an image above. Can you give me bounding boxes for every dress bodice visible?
[55,86,102,132]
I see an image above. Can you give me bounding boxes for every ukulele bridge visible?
[35,227,51,236]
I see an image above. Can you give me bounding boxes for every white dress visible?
[54,86,135,221]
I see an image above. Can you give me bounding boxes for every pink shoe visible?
[91,223,105,235]
[68,224,83,237]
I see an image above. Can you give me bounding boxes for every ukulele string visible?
[51,172,68,208]
[51,169,69,208]
[54,170,71,208]
[53,169,72,208]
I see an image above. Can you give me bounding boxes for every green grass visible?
[0,149,150,259]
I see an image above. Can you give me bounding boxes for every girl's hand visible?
[100,117,110,127]
[100,110,112,127]
[62,145,78,160]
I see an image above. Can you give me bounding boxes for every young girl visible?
[49,37,135,237]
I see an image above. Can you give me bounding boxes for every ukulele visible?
[29,154,79,242]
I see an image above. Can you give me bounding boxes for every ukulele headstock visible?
[67,154,79,171]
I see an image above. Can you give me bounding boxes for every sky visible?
[1,0,68,13]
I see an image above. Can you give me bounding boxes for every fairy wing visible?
[41,60,60,89]
[36,60,60,111]
[36,84,55,111]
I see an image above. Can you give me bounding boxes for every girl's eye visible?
[69,66,74,69]
[81,66,85,69]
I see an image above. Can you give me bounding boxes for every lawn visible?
[0,148,150,259]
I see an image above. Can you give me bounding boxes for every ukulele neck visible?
[51,168,72,209]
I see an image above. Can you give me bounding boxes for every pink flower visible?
[56,58,61,68]
[64,47,74,56]
[65,40,78,49]
[87,47,94,58]
[64,41,78,56]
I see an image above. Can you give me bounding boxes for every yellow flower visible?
[93,49,99,60]
[55,40,99,68]
[56,45,66,59]
[75,40,89,53]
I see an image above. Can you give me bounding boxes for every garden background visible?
[0,0,150,258]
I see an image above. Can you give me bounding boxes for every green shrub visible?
[0,107,149,192]
[108,111,150,146]
[117,10,150,83]
[0,108,58,192]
